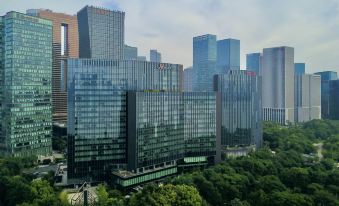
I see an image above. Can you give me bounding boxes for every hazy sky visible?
[2,0,339,73]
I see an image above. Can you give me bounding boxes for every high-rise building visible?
[328,80,339,120]
[216,38,240,73]
[295,63,305,75]
[137,56,147,61]
[315,71,338,119]
[246,53,262,75]
[77,6,124,59]
[27,9,79,125]
[315,71,338,81]
[262,46,295,124]
[214,70,262,154]
[294,74,321,122]
[150,49,161,62]
[192,34,217,91]
[67,58,221,187]
[0,12,52,157]
[124,44,138,60]
[67,59,183,180]
[183,67,193,91]
[114,91,218,187]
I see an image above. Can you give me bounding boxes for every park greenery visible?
[0,119,339,205]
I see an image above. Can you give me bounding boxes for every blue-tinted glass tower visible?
[150,49,161,62]
[246,53,262,75]
[295,63,305,75]
[0,12,53,157]
[77,6,124,59]
[124,44,137,60]
[192,34,217,91]
[314,71,338,119]
[216,38,240,73]
[214,70,262,154]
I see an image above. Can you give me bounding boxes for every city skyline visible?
[1,0,339,73]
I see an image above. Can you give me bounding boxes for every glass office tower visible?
[216,38,240,73]
[77,6,125,59]
[183,92,219,162]
[246,53,262,75]
[116,91,218,188]
[314,71,338,119]
[192,34,217,91]
[329,80,339,120]
[124,45,138,60]
[150,49,162,62]
[27,9,79,125]
[127,92,185,172]
[183,67,193,91]
[0,12,52,157]
[214,70,262,152]
[67,59,183,180]
[295,63,305,75]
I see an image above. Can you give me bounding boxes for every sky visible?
[1,0,339,73]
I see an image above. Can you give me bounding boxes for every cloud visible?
[2,0,339,73]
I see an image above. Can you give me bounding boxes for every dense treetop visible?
[0,119,338,206]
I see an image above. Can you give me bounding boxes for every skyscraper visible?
[294,74,321,122]
[216,38,240,73]
[214,70,262,155]
[27,9,79,125]
[124,44,138,60]
[328,80,339,120]
[246,53,262,75]
[0,12,52,157]
[315,71,338,119]
[184,67,193,91]
[67,59,183,180]
[262,46,295,124]
[137,56,147,61]
[150,49,161,62]
[295,63,305,75]
[77,6,124,59]
[192,34,217,91]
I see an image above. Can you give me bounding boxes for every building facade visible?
[295,63,305,75]
[27,9,79,124]
[137,56,147,61]
[124,44,138,60]
[113,91,219,188]
[314,71,338,119]
[77,6,124,59]
[183,67,193,91]
[262,46,295,124]
[192,34,217,91]
[150,49,161,62]
[294,74,321,122]
[67,59,183,180]
[214,70,262,152]
[328,80,339,120]
[216,38,240,73]
[246,53,262,75]
[0,12,52,157]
